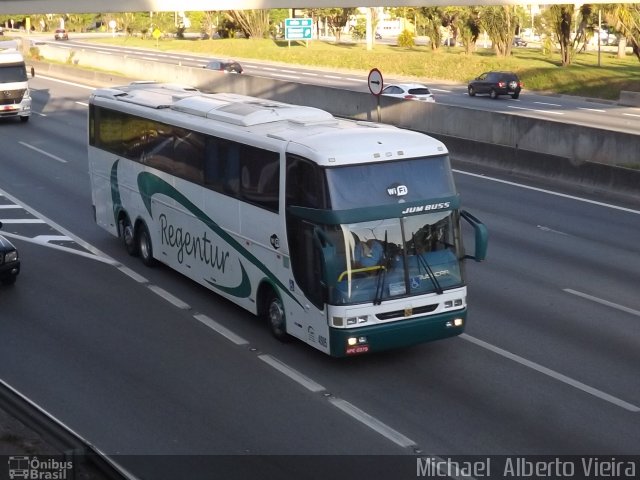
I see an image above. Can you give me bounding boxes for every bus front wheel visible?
[265,291,288,341]
[137,223,156,267]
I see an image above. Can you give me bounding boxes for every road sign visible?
[368,68,384,96]
[285,18,312,41]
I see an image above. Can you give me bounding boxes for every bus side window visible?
[240,146,279,211]
[286,155,326,209]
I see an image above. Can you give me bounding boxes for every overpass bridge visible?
[0,0,613,14]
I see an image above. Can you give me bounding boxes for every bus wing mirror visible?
[461,210,488,262]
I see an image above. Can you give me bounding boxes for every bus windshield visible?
[325,155,455,209]
[323,210,463,305]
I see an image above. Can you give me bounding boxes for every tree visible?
[419,7,443,50]
[604,3,640,61]
[227,10,270,39]
[480,6,518,57]
[318,8,356,43]
[458,7,481,54]
[544,4,595,66]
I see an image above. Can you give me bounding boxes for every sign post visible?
[367,68,384,122]
[285,18,312,47]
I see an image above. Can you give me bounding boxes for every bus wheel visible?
[265,291,288,341]
[137,223,156,267]
[120,216,138,256]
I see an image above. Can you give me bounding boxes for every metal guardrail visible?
[0,378,136,480]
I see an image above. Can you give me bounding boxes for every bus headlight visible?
[446,318,464,328]
[444,298,464,309]
[347,336,368,346]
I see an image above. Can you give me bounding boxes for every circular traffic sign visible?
[368,68,384,96]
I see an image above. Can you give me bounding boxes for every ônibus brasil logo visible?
[8,456,73,479]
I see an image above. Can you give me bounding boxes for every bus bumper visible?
[329,308,466,357]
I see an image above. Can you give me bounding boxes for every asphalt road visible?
[0,74,639,479]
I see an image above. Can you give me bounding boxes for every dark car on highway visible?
[54,28,69,40]
[513,37,528,47]
[202,59,243,74]
[0,221,20,285]
[468,71,523,99]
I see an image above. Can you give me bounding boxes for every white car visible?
[381,83,435,102]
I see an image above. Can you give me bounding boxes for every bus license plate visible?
[346,345,369,355]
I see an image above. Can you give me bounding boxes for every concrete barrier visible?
[619,91,640,107]
[30,43,640,199]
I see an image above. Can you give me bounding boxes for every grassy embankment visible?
[90,36,640,100]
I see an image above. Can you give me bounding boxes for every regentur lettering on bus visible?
[159,214,229,272]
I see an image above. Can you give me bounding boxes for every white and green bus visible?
[88,82,488,357]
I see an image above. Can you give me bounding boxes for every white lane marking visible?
[0,231,117,265]
[323,75,342,80]
[329,398,417,448]
[33,112,47,117]
[147,285,191,310]
[18,142,68,163]
[534,101,562,107]
[258,354,326,393]
[347,78,367,83]
[140,56,158,61]
[578,107,606,113]
[507,105,564,115]
[194,313,249,346]
[32,234,72,242]
[301,72,319,77]
[536,225,569,236]
[75,101,89,107]
[431,88,452,93]
[36,74,95,90]
[0,205,21,209]
[564,289,640,317]
[460,334,640,412]
[117,265,149,284]
[0,219,45,224]
[453,170,640,215]
[271,74,299,80]
[0,187,114,262]
[623,113,640,118]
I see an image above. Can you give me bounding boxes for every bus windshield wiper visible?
[412,233,444,295]
[373,231,389,305]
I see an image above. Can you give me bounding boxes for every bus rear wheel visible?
[264,291,288,341]
[120,216,138,257]
[137,223,156,267]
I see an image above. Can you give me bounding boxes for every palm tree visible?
[419,7,443,51]
[480,6,518,57]
[603,3,640,61]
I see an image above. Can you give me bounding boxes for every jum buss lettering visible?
[160,214,229,270]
